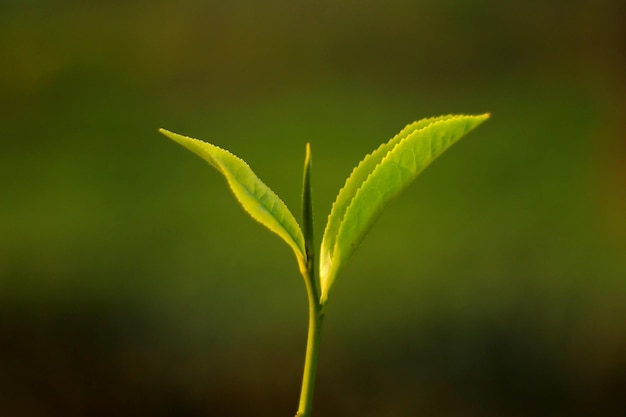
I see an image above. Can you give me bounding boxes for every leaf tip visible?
[159,128,180,141]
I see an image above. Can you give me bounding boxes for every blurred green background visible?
[1,1,625,416]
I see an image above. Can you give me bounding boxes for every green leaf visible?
[319,115,456,283]
[159,128,306,266]
[319,114,489,303]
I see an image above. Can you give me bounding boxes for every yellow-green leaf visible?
[319,114,489,303]
[160,128,306,265]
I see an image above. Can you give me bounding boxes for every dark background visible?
[1,1,625,416]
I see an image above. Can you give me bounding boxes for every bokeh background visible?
[1,1,625,416]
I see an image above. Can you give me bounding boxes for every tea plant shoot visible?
[159,113,489,417]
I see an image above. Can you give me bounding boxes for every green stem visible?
[296,142,324,417]
[296,268,324,417]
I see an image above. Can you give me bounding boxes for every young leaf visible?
[319,114,489,303]
[159,128,307,266]
[319,115,456,284]
[301,143,315,275]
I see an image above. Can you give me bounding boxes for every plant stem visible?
[296,142,324,417]
[296,268,324,417]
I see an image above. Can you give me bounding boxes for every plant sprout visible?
[159,113,489,417]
